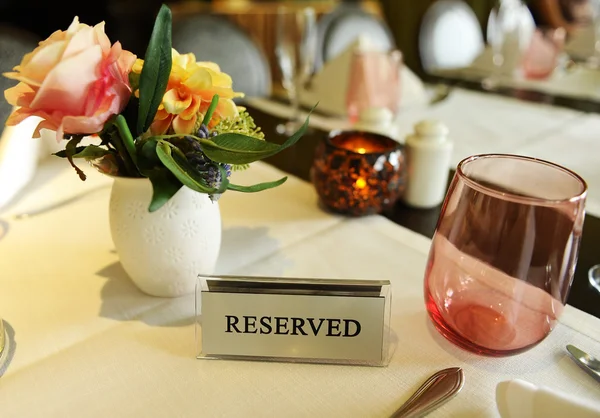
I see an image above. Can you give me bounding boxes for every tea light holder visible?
[311,130,406,216]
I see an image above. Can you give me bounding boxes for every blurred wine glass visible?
[275,6,317,136]
[588,0,600,67]
[484,0,534,89]
[346,49,402,125]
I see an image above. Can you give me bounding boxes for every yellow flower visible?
[133,49,244,135]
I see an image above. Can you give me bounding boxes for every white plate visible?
[316,6,394,70]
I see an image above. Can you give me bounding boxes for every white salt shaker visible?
[404,120,453,208]
[353,107,398,139]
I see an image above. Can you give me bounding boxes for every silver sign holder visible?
[195,275,392,367]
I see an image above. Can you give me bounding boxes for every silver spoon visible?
[390,367,465,418]
[566,345,600,383]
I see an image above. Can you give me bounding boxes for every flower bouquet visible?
[3,5,313,297]
[3,4,310,210]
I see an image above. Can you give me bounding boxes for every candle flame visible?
[357,147,366,154]
[355,178,367,189]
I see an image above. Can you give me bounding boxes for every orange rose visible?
[4,17,136,141]
[132,49,243,135]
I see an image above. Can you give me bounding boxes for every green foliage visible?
[213,108,265,140]
[155,140,227,195]
[213,107,265,172]
[137,4,172,136]
[228,177,288,193]
[54,145,111,160]
[145,168,183,212]
[64,136,87,181]
[201,94,219,127]
[202,109,311,165]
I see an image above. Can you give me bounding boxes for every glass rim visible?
[456,154,588,205]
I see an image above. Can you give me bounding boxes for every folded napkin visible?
[496,379,600,418]
[0,115,61,210]
[298,36,428,116]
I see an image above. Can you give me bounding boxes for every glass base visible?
[481,75,501,91]
[425,292,544,357]
[276,120,302,136]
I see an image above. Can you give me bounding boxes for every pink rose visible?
[4,17,136,141]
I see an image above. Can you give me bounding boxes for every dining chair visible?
[315,4,395,71]
[419,0,485,72]
[172,14,272,98]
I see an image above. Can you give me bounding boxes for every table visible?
[1,155,600,417]
[429,47,600,105]
[244,89,600,319]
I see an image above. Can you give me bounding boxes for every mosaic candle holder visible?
[311,130,406,216]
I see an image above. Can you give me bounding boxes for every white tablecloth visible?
[0,160,599,417]
[248,88,600,217]
[431,44,600,103]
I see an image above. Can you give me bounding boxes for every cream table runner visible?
[0,159,599,417]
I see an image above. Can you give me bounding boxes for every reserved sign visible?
[198,276,391,365]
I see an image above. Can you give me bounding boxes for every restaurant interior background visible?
[0,0,508,103]
[3,0,600,416]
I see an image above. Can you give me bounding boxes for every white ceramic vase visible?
[109,177,221,297]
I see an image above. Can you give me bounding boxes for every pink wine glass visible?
[425,154,587,356]
[346,49,402,125]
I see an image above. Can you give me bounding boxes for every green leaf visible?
[64,136,86,181]
[114,115,137,165]
[54,145,112,160]
[201,94,219,127]
[201,108,313,164]
[54,147,83,158]
[138,139,161,167]
[214,163,230,194]
[155,140,228,194]
[227,177,288,193]
[137,4,172,135]
[145,168,183,212]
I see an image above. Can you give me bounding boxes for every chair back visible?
[315,5,395,70]
[172,14,272,98]
[419,0,484,71]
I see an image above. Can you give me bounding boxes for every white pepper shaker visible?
[404,120,453,208]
